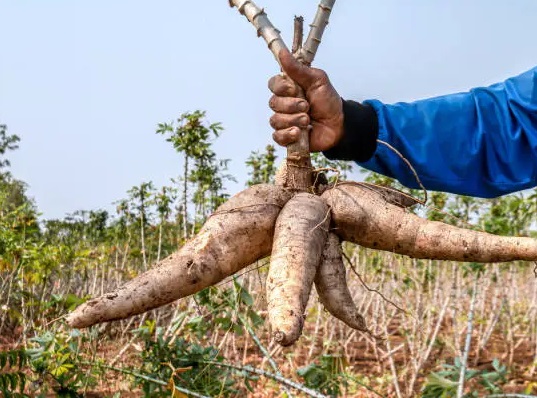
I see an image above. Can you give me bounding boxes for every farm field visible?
[3,118,537,397]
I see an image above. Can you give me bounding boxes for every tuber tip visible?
[273,330,297,347]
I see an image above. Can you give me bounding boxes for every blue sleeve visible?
[359,67,537,198]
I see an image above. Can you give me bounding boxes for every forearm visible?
[325,67,537,198]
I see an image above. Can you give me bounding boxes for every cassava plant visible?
[66,0,537,348]
[246,144,277,186]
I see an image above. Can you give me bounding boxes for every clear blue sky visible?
[2,1,537,219]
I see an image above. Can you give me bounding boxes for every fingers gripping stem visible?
[230,0,338,191]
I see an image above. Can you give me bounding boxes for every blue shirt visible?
[360,67,537,198]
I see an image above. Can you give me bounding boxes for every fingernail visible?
[298,101,308,112]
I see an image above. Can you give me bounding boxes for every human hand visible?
[268,49,344,152]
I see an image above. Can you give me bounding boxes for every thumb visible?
[279,49,317,89]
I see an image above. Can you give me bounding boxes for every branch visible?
[229,0,312,190]
[292,16,304,54]
[201,360,329,398]
[228,0,289,66]
[486,395,537,398]
[81,362,211,398]
[299,0,337,65]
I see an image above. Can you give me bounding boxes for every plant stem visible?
[234,287,294,397]
[229,0,288,64]
[183,155,189,241]
[380,303,403,398]
[457,273,479,398]
[230,0,310,189]
[292,16,304,54]
[157,221,163,262]
[300,0,336,65]
[486,395,537,398]
[343,373,387,398]
[81,361,211,398]
[201,360,329,398]
[140,202,147,270]
[237,313,279,375]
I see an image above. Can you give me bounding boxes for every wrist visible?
[323,99,379,162]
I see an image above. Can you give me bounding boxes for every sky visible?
[1,0,537,220]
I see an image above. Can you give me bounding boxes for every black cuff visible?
[322,99,379,162]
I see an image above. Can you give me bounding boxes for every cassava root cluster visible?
[67,180,537,345]
[66,0,537,347]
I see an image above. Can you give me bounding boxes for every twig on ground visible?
[202,360,329,398]
[81,361,211,398]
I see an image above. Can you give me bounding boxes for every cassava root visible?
[67,184,293,328]
[66,179,537,343]
[267,193,330,346]
[322,183,537,262]
[315,233,369,332]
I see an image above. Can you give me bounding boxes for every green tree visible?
[425,191,450,222]
[246,144,277,185]
[0,128,38,260]
[128,182,155,269]
[0,124,20,170]
[189,156,234,227]
[480,192,535,235]
[0,125,35,219]
[152,185,177,261]
[157,111,231,238]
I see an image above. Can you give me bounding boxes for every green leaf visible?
[247,308,264,328]
[214,317,232,330]
[51,363,73,377]
[464,369,479,381]
[17,372,25,393]
[186,316,204,326]
[8,350,17,368]
[239,289,253,307]
[244,378,254,393]
[8,372,17,391]
[426,372,458,389]
[297,363,315,377]
[18,350,26,367]
[232,323,244,336]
